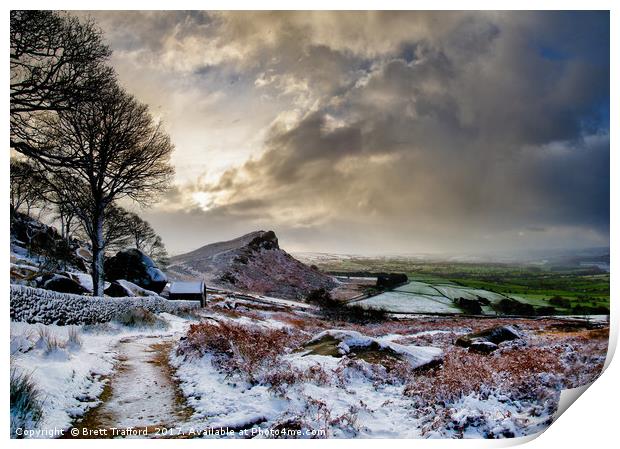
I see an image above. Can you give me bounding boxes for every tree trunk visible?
[60,214,66,241]
[91,212,106,297]
[66,216,73,240]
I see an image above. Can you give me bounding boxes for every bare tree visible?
[125,213,156,250]
[10,11,113,158]
[10,158,46,215]
[54,200,79,242]
[100,206,170,267]
[29,170,80,240]
[29,84,174,296]
[101,205,134,252]
[73,203,141,251]
[145,235,170,269]
[122,211,170,267]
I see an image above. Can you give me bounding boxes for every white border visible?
[2,2,616,447]
[0,1,617,10]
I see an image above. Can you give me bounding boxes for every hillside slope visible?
[167,230,336,300]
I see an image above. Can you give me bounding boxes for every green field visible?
[320,257,610,315]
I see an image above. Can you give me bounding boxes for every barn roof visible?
[169,281,204,294]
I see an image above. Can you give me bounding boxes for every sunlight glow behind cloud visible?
[85,11,609,255]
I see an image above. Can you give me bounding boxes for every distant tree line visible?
[10,11,174,295]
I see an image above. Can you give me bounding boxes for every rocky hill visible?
[10,211,168,297]
[167,230,337,300]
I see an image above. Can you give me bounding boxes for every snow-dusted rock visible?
[10,262,39,282]
[63,272,98,292]
[104,280,135,297]
[11,211,88,272]
[455,325,521,349]
[468,341,499,354]
[75,246,92,262]
[305,329,443,370]
[116,279,159,296]
[114,279,159,297]
[36,273,88,295]
[104,249,167,293]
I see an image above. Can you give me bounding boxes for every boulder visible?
[37,274,88,295]
[114,279,160,297]
[61,272,98,293]
[75,247,92,262]
[456,325,521,353]
[469,341,499,354]
[104,281,135,297]
[304,329,443,370]
[10,263,39,282]
[104,249,167,293]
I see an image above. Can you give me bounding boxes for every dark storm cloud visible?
[251,113,364,183]
[91,11,609,254]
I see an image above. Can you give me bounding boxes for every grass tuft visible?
[10,367,43,438]
[66,326,82,349]
[36,327,64,354]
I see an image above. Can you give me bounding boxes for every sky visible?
[84,11,609,256]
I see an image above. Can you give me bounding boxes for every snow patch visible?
[305,329,443,369]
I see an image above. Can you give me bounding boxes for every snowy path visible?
[70,334,193,438]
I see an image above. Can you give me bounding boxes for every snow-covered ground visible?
[11,290,609,439]
[10,313,192,438]
[11,322,117,436]
[368,281,508,313]
[355,291,463,314]
[170,331,432,438]
[166,301,607,439]
[8,213,609,439]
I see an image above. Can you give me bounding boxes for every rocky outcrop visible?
[247,230,279,251]
[456,325,521,353]
[168,230,337,300]
[10,263,39,282]
[10,211,88,272]
[104,281,135,297]
[304,329,443,370]
[36,273,88,295]
[104,249,167,293]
